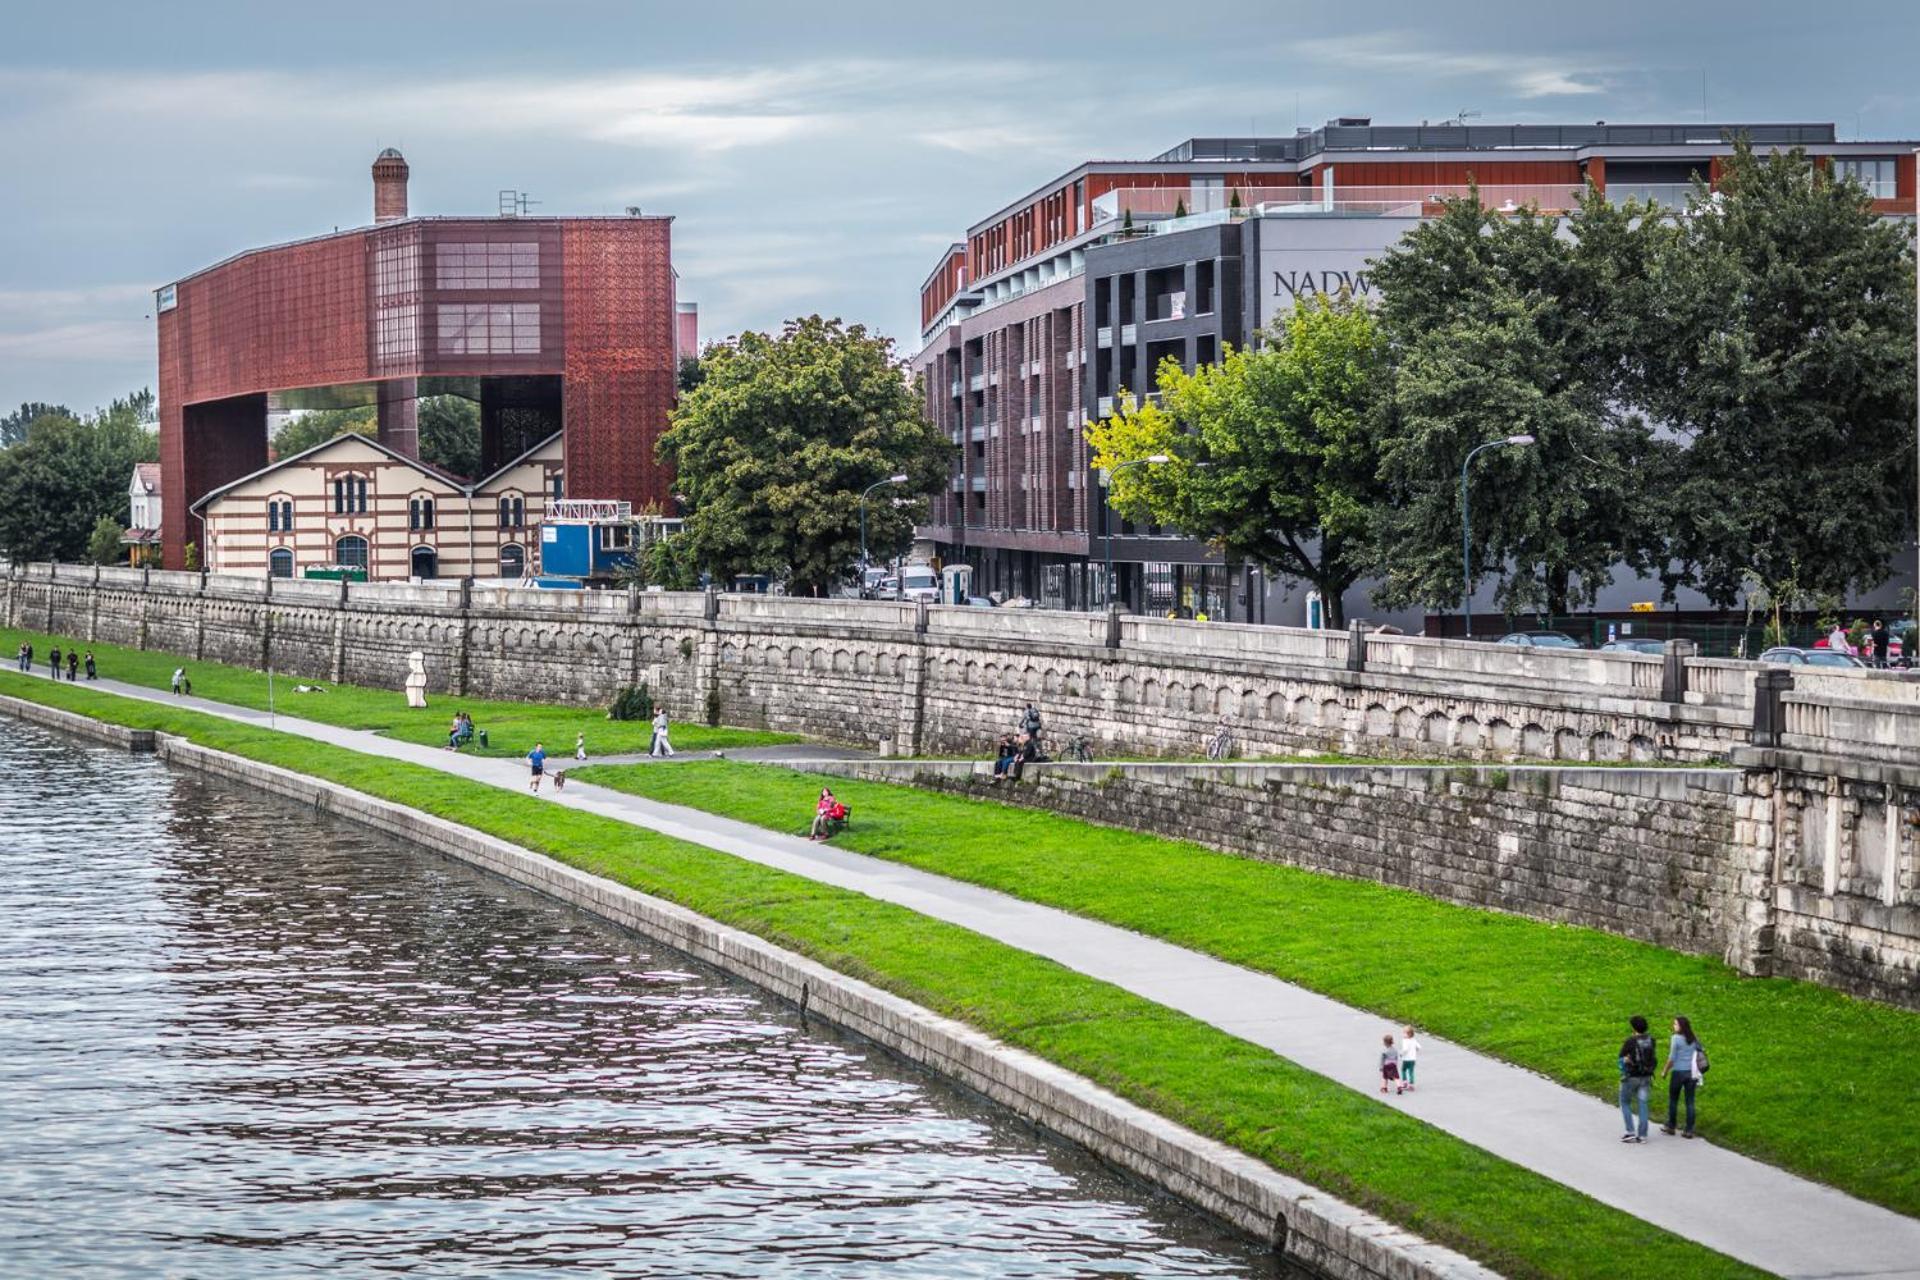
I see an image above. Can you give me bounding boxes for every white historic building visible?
[190,433,565,581]
[122,463,162,564]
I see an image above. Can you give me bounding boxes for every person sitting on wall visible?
[989,733,1018,784]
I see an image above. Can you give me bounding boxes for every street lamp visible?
[860,473,910,593]
[1459,435,1534,639]
[1102,455,1171,611]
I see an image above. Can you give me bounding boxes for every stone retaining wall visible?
[0,691,1493,1280]
[5,561,1857,767]
[804,757,1919,1008]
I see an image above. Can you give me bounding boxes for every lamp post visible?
[1102,454,1171,611]
[1459,435,1534,639]
[860,474,909,594]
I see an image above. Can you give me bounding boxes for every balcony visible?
[1091,183,1591,229]
[968,373,986,392]
[1095,326,1113,350]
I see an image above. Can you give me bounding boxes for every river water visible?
[0,721,1291,1277]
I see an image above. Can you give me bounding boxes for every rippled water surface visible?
[0,722,1291,1277]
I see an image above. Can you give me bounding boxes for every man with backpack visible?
[1619,1015,1657,1144]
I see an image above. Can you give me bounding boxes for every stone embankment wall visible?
[807,757,1918,1009]
[14,561,1920,770]
[9,565,1919,1005]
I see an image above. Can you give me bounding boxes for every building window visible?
[269,548,294,578]
[434,241,540,289]
[437,302,542,355]
[409,496,435,531]
[497,494,524,528]
[1832,157,1897,199]
[333,475,367,514]
[550,472,563,500]
[335,535,369,573]
[499,544,525,578]
[410,546,438,579]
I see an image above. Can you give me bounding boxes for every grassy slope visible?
[0,670,1765,1280]
[0,625,792,758]
[570,759,1920,1218]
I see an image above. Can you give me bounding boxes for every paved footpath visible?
[18,668,1920,1279]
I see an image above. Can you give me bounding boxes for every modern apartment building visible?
[910,120,1918,622]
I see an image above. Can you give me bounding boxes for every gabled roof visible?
[189,432,471,514]
[469,430,563,491]
[188,429,566,514]
[133,462,160,493]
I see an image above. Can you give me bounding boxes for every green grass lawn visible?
[0,671,1769,1280]
[0,625,794,759]
[570,758,1920,1219]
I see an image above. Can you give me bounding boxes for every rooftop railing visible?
[1092,184,1590,227]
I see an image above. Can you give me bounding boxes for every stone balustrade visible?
[6,562,1918,768]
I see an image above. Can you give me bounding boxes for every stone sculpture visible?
[405,650,429,708]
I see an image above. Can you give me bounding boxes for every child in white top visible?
[1399,1027,1420,1092]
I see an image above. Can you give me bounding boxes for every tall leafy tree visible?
[1639,140,1917,607]
[0,397,158,562]
[418,395,482,477]
[271,406,374,458]
[2,401,72,448]
[85,514,126,565]
[1086,294,1387,627]
[657,315,949,595]
[1366,190,1669,618]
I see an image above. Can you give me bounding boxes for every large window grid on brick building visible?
[435,242,540,289]
[438,303,542,355]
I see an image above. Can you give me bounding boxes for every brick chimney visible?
[372,148,409,223]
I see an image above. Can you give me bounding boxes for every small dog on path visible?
[552,770,567,791]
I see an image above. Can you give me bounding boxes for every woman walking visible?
[1660,1015,1706,1138]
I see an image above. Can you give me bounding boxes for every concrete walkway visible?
[15,667,1920,1279]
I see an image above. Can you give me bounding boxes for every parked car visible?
[1599,639,1666,654]
[1758,646,1866,669]
[1497,631,1583,649]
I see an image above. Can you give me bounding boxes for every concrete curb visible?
[0,690,155,752]
[4,693,1498,1280]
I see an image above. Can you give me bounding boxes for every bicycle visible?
[1203,721,1234,761]
[1058,732,1095,763]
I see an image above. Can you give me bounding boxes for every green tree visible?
[418,395,482,477]
[677,356,705,394]
[657,315,949,595]
[271,406,374,459]
[0,398,158,563]
[85,513,125,565]
[2,401,72,448]
[1639,140,1917,607]
[1364,189,1670,618]
[1086,294,1388,627]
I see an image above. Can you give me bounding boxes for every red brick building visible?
[156,150,679,569]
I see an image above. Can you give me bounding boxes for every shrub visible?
[704,685,721,727]
[609,683,654,722]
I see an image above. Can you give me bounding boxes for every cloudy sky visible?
[3,0,1917,414]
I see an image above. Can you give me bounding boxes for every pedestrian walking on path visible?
[1399,1026,1420,1092]
[170,667,189,696]
[1619,1015,1657,1143]
[649,709,674,757]
[1379,1032,1403,1094]
[15,642,27,672]
[66,650,78,681]
[1661,1015,1707,1138]
[49,646,61,679]
[527,742,546,792]
[83,651,96,681]
[574,732,587,762]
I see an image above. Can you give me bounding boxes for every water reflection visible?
[0,723,1292,1277]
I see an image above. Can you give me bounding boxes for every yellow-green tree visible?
[1086,294,1386,627]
